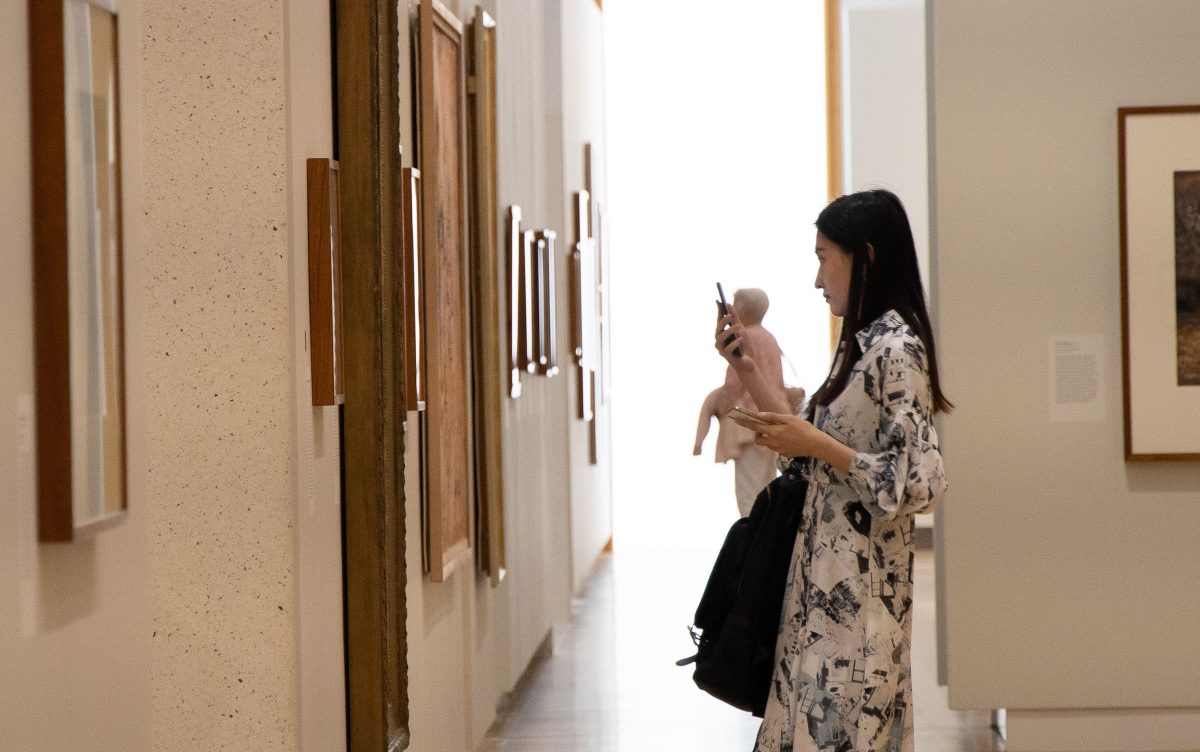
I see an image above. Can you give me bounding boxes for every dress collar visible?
[853,309,906,352]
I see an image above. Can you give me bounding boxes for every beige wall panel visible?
[931,0,1200,739]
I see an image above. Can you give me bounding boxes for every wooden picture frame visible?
[535,229,559,377]
[307,158,346,406]
[1118,105,1200,460]
[467,7,505,585]
[507,206,524,397]
[570,190,595,421]
[528,226,542,374]
[31,0,128,541]
[402,166,426,412]
[419,0,474,580]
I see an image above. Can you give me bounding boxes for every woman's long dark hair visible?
[806,189,953,415]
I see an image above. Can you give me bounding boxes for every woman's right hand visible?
[714,309,754,373]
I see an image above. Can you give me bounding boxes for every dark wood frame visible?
[418,0,474,582]
[1117,104,1200,461]
[307,158,346,406]
[335,0,410,746]
[31,0,129,542]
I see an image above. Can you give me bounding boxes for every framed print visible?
[570,190,595,421]
[468,8,505,585]
[31,0,128,541]
[1118,105,1200,460]
[402,167,426,412]
[307,158,346,407]
[419,0,473,580]
[506,206,524,397]
[535,229,559,377]
[522,229,538,374]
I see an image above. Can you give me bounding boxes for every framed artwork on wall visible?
[522,228,538,374]
[535,229,559,377]
[31,0,128,541]
[307,158,346,407]
[507,206,524,396]
[468,8,505,585]
[402,166,426,412]
[570,190,595,421]
[419,0,474,580]
[1118,105,1200,460]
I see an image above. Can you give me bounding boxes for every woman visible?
[716,189,950,752]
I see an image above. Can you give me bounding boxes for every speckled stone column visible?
[141,3,299,748]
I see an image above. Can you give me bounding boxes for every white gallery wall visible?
[930,1,1200,749]
[841,0,929,282]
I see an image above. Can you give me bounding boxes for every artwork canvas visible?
[1118,105,1200,459]
[419,0,473,578]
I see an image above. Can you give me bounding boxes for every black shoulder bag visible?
[675,464,807,717]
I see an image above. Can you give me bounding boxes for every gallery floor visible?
[481,543,1004,751]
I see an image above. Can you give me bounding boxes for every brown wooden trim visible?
[336,0,409,746]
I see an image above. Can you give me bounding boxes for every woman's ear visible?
[866,242,876,266]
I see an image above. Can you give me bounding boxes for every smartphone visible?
[716,282,742,357]
[726,406,778,426]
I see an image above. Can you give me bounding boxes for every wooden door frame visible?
[335,0,410,749]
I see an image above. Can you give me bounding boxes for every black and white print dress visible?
[753,309,947,752]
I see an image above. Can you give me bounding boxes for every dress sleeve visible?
[843,341,947,518]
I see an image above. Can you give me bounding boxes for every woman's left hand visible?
[730,412,856,474]
[740,413,821,457]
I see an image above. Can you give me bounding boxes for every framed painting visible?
[468,8,505,585]
[1118,105,1200,460]
[402,166,426,412]
[31,0,128,541]
[535,229,559,377]
[307,158,346,407]
[570,190,595,421]
[419,0,473,580]
[522,228,538,374]
[506,206,524,397]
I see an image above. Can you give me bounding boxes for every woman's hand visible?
[714,309,754,372]
[733,412,856,474]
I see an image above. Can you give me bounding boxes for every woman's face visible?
[814,231,854,317]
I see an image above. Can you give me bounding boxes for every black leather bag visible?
[676,465,807,717]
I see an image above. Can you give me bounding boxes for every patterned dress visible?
[753,310,947,752]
